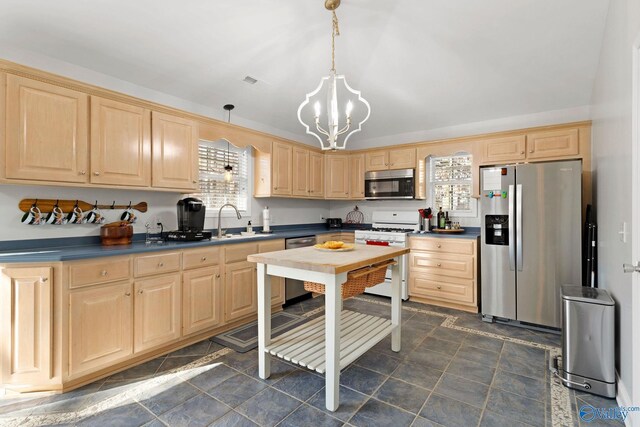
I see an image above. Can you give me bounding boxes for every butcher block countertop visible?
[247,244,410,274]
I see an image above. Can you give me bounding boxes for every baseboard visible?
[616,373,633,427]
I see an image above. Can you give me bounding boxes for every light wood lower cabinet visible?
[0,267,53,386]
[316,232,355,244]
[69,281,133,378]
[408,236,478,313]
[182,267,222,336]
[224,261,257,322]
[133,273,181,353]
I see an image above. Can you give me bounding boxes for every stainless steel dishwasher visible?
[284,236,316,305]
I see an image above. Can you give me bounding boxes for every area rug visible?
[211,312,308,353]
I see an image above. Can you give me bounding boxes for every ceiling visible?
[0,1,609,146]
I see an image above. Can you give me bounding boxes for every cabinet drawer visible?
[69,257,131,288]
[409,275,474,304]
[410,252,474,279]
[134,252,181,277]
[183,247,220,270]
[225,242,259,263]
[409,237,474,255]
[258,239,285,253]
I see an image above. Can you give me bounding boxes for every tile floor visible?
[0,295,624,427]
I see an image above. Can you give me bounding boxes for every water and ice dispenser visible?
[484,215,509,246]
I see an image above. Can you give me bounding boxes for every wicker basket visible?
[304,259,397,299]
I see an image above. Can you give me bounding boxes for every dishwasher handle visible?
[285,236,316,248]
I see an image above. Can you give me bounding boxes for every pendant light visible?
[297,0,370,150]
[223,104,234,182]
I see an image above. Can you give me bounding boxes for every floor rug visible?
[211,311,308,353]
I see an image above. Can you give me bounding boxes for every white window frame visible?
[191,139,252,218]
[427,152,477,218]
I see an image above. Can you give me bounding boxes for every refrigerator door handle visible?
[508,184,515,271]
[516,184,523,271]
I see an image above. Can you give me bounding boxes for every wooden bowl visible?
[100,221,133,246]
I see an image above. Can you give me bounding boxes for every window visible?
[190,139,250,215]
[429,153,476,216]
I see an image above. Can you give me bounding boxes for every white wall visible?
[590,0,640,402]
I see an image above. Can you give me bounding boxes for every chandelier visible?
[297,0,370,150]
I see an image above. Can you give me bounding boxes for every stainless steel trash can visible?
[552,285,615,398]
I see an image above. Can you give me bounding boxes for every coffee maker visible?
[165,197,212,241]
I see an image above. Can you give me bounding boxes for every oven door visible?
[365,178,414,199]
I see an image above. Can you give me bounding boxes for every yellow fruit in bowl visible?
[323,241,344,249]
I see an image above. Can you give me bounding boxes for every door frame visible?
[631,33,640,412]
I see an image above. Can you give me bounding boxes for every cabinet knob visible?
[520,151,525,155]
[100,270,108,276]
[139,289,144,294]
[40,277,48,283]
[192,180,197,184]
[437,285,442,290]
[201,256,207,261]
[437,244,441,248]
[274,187,278,190]
[215,274,221,278]
[94,172,100,176]
[79,171,86,175]
[437,263,442,267]
[125,292,131,297]
[529,149,534,153]
[158,262,164,267]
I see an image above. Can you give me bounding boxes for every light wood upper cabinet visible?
[526,128,579,160]
[309,151,324,198]
[183,266,223,336]
[69,281,133,378]
[365,150,389,171]
[325,155,351,199]
[389,148,417,169]
[0,267,52,386]
[224,261,257,322]
[151,111,198,191]
[5,75,88,183]
[133,273,181,353]
[480,135,526,164]
[90,96,151,187]
[272,141,293,196]
[365,148,416,171]
[349,153,365,199]
[292,146,309,197]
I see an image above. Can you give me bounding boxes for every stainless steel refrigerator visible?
[480,160,582,328]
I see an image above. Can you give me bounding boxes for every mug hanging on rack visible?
[66,202,84,224]
[22,203,43,225]
[44,201,66,225]
[120,202,137,223]
[84,201,105,224]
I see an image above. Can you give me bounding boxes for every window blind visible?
[430,154,472,212]
[190,141,248,212]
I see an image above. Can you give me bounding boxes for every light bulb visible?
[346,101,353,117]
[314,101,321,117]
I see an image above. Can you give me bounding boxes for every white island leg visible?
[257,263,271,379]
[325,272,346,412]
[391,255,402,352]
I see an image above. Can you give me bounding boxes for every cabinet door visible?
[309,152,325,198]
[151,111,198,190]
[325,155,350,198]
[183,267,222,336]
[349,154,365,198]
[134,273,181,353]
[526,128,579,160]
[6,75,88,183]
[292,146,309,197]
[481,135,526,164]
[365,150,389,171]
[389,148,416,169]
[272,141,293,196]
[69,282,133,377]
[0,267,52,385]
[90,96,151,186]
[224,261,257,322]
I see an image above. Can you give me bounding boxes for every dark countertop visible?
[409,227,481,240]
[0,225,362,263]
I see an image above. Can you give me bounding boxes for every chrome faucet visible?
[217,203,242,238]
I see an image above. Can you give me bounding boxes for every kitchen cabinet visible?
[151,111,199,191]
[90,96,151,187]
[69,281,133,378]
[316,232,355,244]
[365,148,416,171]
[480,135,526,164]
[224,261,257,322]
[0,267,53,386]
[349,153,365,199]
[5,75,89,183]
[325,155,351,199]
[526,128,579,160]
[272,141,293,196]
[182,266,222,336]
[133,273,181,353]
[292,146,309,197]
[408,236,478,313]
[309,151,324,198]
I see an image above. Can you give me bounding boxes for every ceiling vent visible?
[243,76,258,85]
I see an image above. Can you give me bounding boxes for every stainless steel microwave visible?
[365,169,415,199]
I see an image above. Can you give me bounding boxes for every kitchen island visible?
[247,244,410,411]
